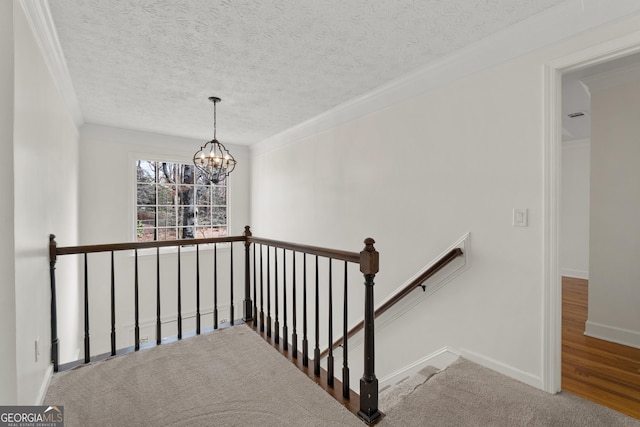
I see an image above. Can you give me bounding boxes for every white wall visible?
[586,78,640,349]
[251,13,640,388]
[70,125,251,361]
[560,140,590,279]
[254,56,545,388]
[78,125,250,245]
[0,0,18,405]
[12,3,80,403]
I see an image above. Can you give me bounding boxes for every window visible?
[136,160,228,241]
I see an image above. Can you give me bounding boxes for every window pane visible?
[198,227,226,238]
[137,207,155,241]
[195,227,210,239]
[137,227,156,242]
[177,227,195,239]
[157,206,176,227]
[180,164,195,185]
[212,207,227,225]
[156,228,170,241]
[177,185,195,206]
[137,206,155,224]
[212,186,226,205]
[137,161,156,183]
[137,184,156,205]
[195,170,209,185]
[196,186,210,205]
[158,184,175,205]
[196,206,212,226]
[158,163,176,184]
[178,206,196,227]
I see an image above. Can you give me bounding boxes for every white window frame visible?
[131,153,231,247]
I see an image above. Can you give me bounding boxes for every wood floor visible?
[562,276,640,419]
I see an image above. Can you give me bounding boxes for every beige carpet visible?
[44,325,362,427]
[379,365,439,413]
[46,328,640,427]
[380,358,640,426]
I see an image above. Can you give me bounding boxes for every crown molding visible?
[252,0,640,157]
[19,0,83,127]
[81,123,249,155]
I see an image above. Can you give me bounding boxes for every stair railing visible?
[321,247,463,358]
[246,235,381,423]
[48,226,382,424]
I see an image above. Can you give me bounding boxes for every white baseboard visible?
[37,364,54,404]
[125,305,232,346]
[585,320,640,349]
[459,348,543,390]
[378,347,459,390]
[560,269,589,280]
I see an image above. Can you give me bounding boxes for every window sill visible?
[132,242,232,257]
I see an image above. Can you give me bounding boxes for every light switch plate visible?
[513,208,528,227]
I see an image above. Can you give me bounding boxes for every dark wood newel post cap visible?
[243,225,252,237]
[49,234,57,262]
[360,237,379,275]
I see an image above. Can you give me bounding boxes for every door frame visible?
[542,30,640,393]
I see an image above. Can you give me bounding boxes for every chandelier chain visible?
[213,98,217,140]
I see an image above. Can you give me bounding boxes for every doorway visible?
[547,37,640,418]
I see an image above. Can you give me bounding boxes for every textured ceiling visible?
[48,0,565,145]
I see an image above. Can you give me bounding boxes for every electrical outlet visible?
[219,318,229,324]
[35,337,40,362]
[140,336,149,344]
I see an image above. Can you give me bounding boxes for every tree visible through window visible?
[136,160,228,241]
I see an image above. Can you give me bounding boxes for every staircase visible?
[46,228,639,426]
[47,227,468,425]
[379,365,441,413]
[48,228,384,423]
[378,359,638,426]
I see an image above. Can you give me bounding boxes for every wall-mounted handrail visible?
[375,247,463,316]
[320,247,463,358]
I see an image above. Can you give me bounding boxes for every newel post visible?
[358,238,381,423]
[49,234,59,372]
[242,226,253,321]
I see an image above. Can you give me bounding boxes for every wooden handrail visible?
[53,235,247,256]
[53,234,361,263]
[248,236,360,263]
[320,247,463,358]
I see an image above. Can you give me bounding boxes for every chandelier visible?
[193,96,237,184]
